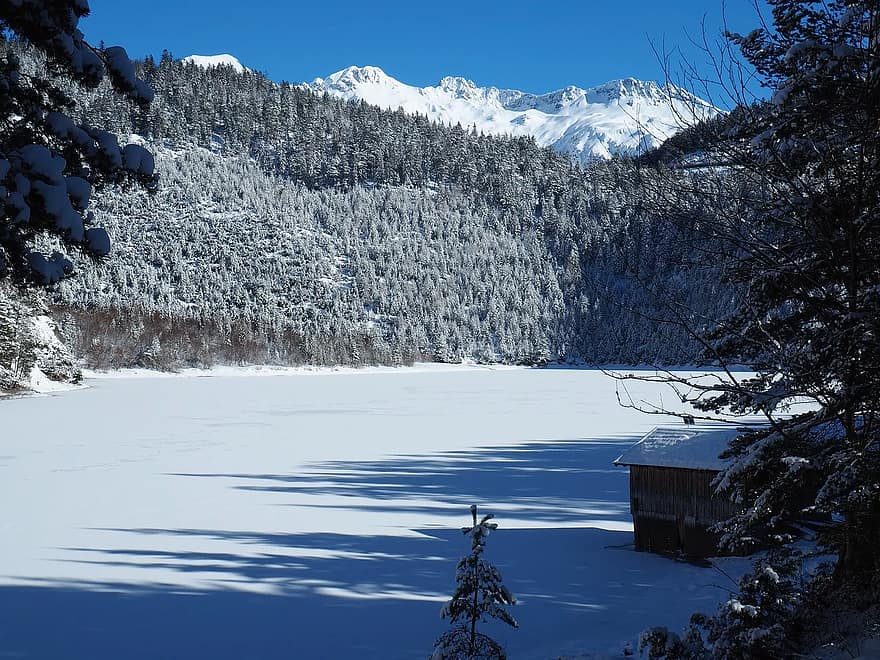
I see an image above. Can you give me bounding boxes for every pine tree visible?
[0,289,19,387]
[0,0,156,284]
[709,0,880,578]
[635,0,880,580]
[0,287,38,388]
[431,505,517,660]
[697,552,804,659]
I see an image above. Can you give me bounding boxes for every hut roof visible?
[614,426,755,471]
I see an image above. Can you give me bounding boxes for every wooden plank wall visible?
[629,465,739,556]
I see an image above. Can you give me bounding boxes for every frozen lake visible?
[0,365,745,659]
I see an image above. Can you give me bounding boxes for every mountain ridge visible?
[308,65,718,161]
[182,56,719,161]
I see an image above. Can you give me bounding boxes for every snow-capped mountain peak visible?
[313,65,399,91]
[437,76,481,98]
[306,67,717,161]
[589,78,665,102]
[183,54,247,73]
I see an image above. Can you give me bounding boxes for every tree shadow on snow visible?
[170,437,637,526]
[0,436,740,659]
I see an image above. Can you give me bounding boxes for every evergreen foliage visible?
[639,551,869,660]
[0,43,735,368]
[692,552,804,659]
[625,0,880,576]
[0,0,156,284]
[630,0,880,655]
[623,2,880,655]
[432,505,517,660]
[0,284,79,390]
[0,288,23,387]
[700,0,880,578]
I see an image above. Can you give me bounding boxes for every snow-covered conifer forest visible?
[0,46,728,370]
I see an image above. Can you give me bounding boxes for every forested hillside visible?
[0,284,80,390]
[19,48,730,368]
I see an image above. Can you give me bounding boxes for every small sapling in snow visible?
[431,504,518,660]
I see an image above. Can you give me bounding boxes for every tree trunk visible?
[836,507,880,585]
[469,556,478,659]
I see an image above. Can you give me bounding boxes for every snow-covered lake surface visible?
[0,365,748,659]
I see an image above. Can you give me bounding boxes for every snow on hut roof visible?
[613,425,755,471]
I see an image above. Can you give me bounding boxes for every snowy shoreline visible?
[1,361,519,399]
[5,360,747,400]
[81,360,524,380]
[81,360,748,381]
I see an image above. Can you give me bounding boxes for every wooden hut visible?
[614,426,747,557]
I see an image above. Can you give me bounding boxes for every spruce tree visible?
[0,289,19,387]
[0,0,156,284]
[0,287,39,389]
[697,551,804,659]
[643,0,880,580]
[431,505,517,660]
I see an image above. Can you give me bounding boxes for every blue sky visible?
[85,0,769,93]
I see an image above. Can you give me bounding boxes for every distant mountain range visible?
[308,66,718,161]
[184,56,718,162]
